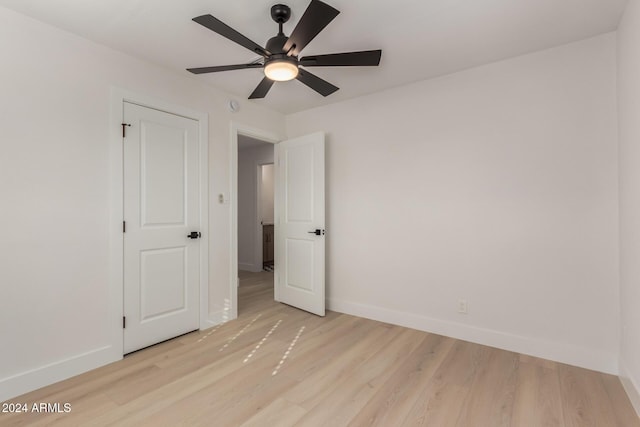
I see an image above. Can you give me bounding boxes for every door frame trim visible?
[230,122,279,320]
[109,87,210,356]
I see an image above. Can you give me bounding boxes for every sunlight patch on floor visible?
[197,323,223,343]
[219,314,262,352]
[272,325,305,376]
[243,320,282,363]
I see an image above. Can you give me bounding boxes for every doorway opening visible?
[260,164,275,272]
[237,135,276,315]
[229,125,325,320]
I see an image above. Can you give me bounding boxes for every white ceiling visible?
[0,0,628,114]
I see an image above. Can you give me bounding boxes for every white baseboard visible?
[327,298,617,375]
[205,308,234,328]
[0,346,120,403]
[238,262,261,272]
[201,318,221,330]
[238,262,253,271]
[619,361,640,418]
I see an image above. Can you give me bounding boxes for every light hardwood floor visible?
[2,271,638,426]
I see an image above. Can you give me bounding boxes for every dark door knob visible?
[307,229,325,236]
[187,231,201,239]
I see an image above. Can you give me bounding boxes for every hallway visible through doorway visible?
[238,270,274,316]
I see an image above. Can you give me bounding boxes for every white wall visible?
[261,164,275,224]
[617,0,640,414]
[237,144,274,271]
[0,6,285,401]
[287,33,620,373]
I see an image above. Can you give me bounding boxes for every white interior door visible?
[123,102,200,354]
[275,132,325,316]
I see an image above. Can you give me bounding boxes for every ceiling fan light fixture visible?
[188,1,381,99]
[264,59,299,81]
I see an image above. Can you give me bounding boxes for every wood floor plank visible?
[277,317,382,383]
[400,340,492,426]
[294,328,427,425]
[348,333,456,426]
[95,339,291,426]
[511,357,564,426]
[558,364,622,427]
[128,349,295,426]
[454,347,520,426]
[279,323,397,409]
[1,271,637,427]
[87,310,307,424]
[239,398,307,427]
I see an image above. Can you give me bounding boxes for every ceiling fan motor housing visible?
[271,4,291,24]
[266,34,290,54]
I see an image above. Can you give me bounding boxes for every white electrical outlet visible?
[458,299,468,314]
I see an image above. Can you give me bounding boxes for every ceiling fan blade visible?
[193,14,270,57]
[300,49,382,67]
[283,0,339,57]
[187,63,263,74]
[248,77,275,99]
[296,68,339,96]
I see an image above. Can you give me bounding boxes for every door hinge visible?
[121,123,131,138]
[123,316,126,329]
[123,221,126,233]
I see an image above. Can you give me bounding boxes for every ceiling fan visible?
[187,0,382,99]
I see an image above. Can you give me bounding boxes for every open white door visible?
[123,102,200,353]
[275,132,325,316]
